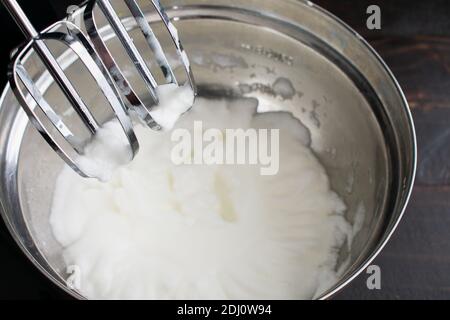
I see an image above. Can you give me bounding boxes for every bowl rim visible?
[0,0,417,300]
[296,0,416,299]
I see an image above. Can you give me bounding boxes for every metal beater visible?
[85,0,196,128]
[2,0,196,177]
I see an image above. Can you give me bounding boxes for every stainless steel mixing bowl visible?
[0,0,416,299]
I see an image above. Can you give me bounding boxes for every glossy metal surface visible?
[0,0,416,299]
[3,0,138,178]
[84,0,196,128]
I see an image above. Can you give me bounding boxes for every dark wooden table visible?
[1,0,450,300]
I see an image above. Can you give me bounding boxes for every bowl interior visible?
[0,0,415,299]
